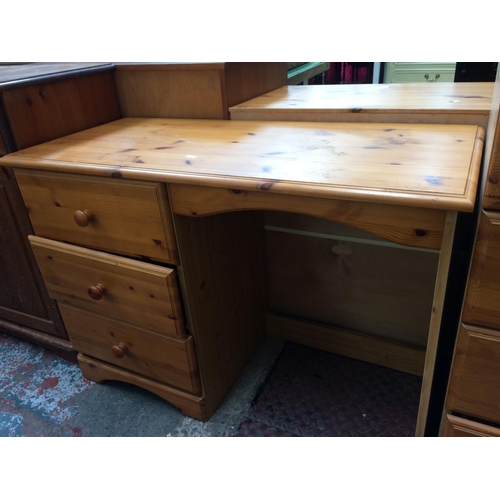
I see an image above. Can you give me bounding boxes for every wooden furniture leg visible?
[416,211,457,436]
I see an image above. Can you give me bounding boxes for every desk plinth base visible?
[78,354,208,421]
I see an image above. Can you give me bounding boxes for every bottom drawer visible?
[443,415,500,437]
[59,304,201,395]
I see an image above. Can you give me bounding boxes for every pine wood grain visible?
[114,68,226,119]
[0,64,120,355]
[265,224,438,347]
[60,304,201,394]
[0,165,67,338]
[2,116,485,427]
[443,414,500,437]
[2,118,484,213]
[266,312,426,376]
[230,82,494,127]
[78,354,207,420]
[415,211,457,436]
[440,72,500,437]
[222,62,287,108]
[15,170,178,264]
[2,71,120,150]
[29,236,186,339]
[463,211,500,328]
[483,113,500,209]
[168,183,446,250]
[230,82,491,398]
[113,63,287,119]
[447,323,500,425]
[173,210,268,418]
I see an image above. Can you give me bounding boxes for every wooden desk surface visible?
[1,117,484,212]
[229,83,494,124]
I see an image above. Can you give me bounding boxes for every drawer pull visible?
[87,283,105,300]
[424,73,440,82]
[74,209,94,227]
[111,342,128,358]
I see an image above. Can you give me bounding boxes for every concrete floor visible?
[0,329,285,437]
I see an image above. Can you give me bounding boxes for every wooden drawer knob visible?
[87,283,105,300]
[74,209,94,227]
[111,342,128,358]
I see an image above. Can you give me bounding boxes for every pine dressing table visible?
[0,117,484,436]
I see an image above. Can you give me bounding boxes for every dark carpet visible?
[235,343,421,437]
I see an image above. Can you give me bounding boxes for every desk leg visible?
[416,211,457,437]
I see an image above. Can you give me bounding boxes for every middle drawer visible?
[29,235,186,339]
[463,210,500,329]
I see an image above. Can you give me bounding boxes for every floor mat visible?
[235,343,421,437]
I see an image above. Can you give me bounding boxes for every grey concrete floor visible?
[69,336,286,437]
[0,329,285,437]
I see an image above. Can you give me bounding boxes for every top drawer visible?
[14,170,178,264]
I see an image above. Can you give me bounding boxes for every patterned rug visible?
[234,343,421,437]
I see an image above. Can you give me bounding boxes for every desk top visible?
[1,117,484,212]
[229,82,494,119]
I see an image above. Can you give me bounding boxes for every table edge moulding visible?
[228,82,494,127]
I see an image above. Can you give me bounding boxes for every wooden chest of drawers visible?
[383,62,456,84]
[444,71,500,435]
[0,63,121,357]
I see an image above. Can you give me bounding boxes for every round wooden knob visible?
[73,209,94,227]
[87,283,105,300]
[111,342,128,358]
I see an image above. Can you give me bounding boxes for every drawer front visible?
[29,236,186,339]
[59,304,201,394]
[15,169,178,264]
[463,210,500,328]
[443,415,500,436]
[484,128,500,210]
[384,62,456,84]
[447,324,500,424]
